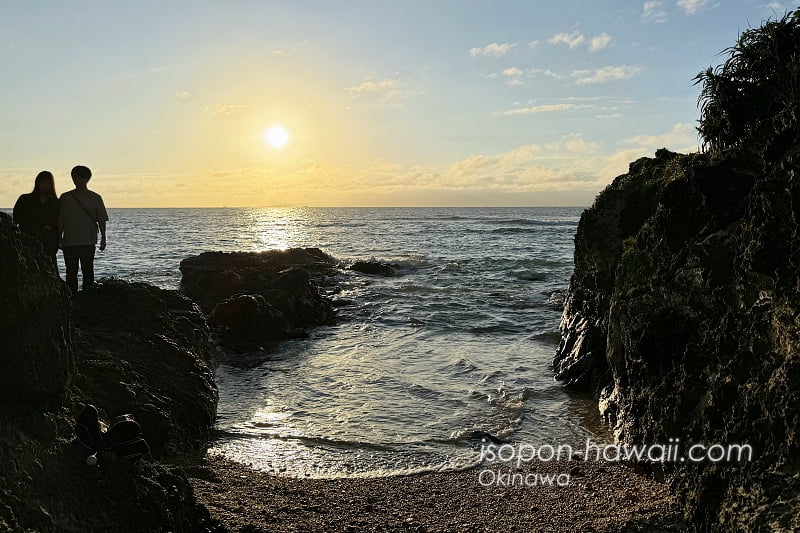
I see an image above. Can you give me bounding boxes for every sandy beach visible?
[186,457,684,532]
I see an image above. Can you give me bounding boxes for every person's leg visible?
[62,246,79,293]
[79,245,96,290]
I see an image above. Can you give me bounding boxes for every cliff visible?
[554,149,799,530]
[0,212,220,532]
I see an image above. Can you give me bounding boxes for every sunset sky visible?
[1,1,796,207]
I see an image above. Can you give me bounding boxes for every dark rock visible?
[0,425,218,532]
[556,148,800,530]
[0,214,220,531]
[180,249,337,349]
[553,150,677,395]
[179,248,337,312]
[350,261,398,276]
[210,293,303,342]
[70,278,217,457]
[0,212,73,408]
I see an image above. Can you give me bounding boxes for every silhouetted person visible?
[13,171,61,271]
[59,165,108,293]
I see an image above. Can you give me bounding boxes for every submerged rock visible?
[180,248,337,349]
[556,148,800,530]
[350,261,398,276]
[0,212,73,408]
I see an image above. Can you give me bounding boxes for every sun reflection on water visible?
[242,208,311,251]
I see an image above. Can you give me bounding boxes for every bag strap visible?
[69,191,98,225]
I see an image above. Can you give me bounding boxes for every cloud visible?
[496,96,633,116]
[642,1,668,22]
[544,133,600,154]
[501,67,524,86]
[346,76,418,106]
[622,122,699,152]
[677,0,717,14]
[571,65,641,85]
[549,31,586,49]
[528,40,539,49]
[491,66,562,87]
[272,49,290,57]
[496,103,578,116]
[565,134,601,153]
[470,42,517,58]
[597,123,699,182]
[347,78,397,97]
[175,90,192,100]
[16,127,697,208]
[549,31,613,52]
[589,33,612,52]
[764,1,794,12]
[206,100,245,118]
[0,171,29,205]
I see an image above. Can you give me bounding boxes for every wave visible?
[510,269,547,281]
[486,218,578,227]
[215,429,400,452]
[468,323,525,335]
[490,227,532,235]
[532,330,562,344]
[348,254,429,270]
[481,257,569,268]
[444,357,482,373]
[545,289,567,309]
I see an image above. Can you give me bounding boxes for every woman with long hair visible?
[13,171,61,271]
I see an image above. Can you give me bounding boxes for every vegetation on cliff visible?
[695,9,799,166]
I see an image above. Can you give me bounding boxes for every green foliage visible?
[695,9,800,162]
[622,236,638,255]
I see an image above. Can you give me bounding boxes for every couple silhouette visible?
[13,165,108,293]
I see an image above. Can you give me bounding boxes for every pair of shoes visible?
[74,405,150,463]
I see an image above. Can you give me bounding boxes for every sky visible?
[1,0,797,207]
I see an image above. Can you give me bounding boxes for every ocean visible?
[11,207,608,477]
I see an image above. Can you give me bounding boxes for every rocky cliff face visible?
[0,212,73,408]
[71,279,218,457]
[555,150,799,531]
[0,212,220,532]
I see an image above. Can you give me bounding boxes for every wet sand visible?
[186,457,685,532]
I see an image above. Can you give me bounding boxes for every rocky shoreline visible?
[0,212,682,531]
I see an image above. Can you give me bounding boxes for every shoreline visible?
[186,456,684,532]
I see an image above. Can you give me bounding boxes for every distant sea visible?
[5,207,608,477]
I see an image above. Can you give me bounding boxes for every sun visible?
[264,126,290,148]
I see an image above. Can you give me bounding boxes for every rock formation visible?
[180,248,337,349]
[0,212,73,408]
[349,261,398,276]
[71,279,217,457]
[555,149,799,531]
[0,212,220,532]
